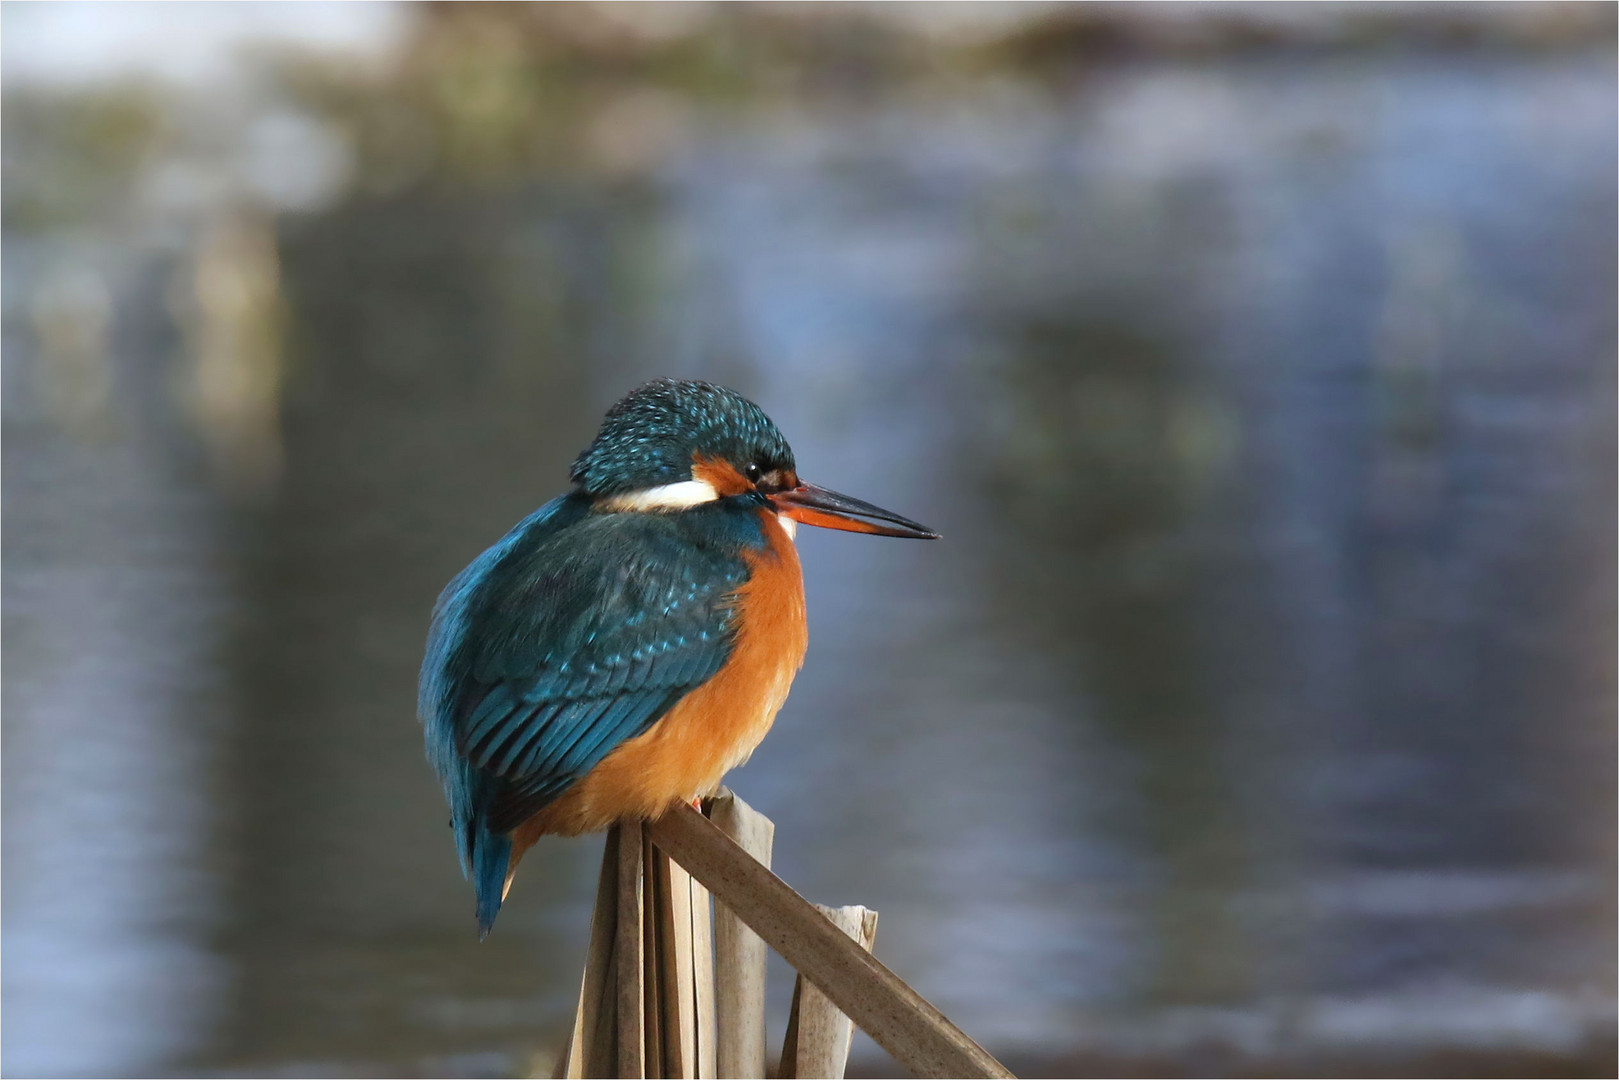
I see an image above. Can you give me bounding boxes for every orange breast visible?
[514,509,807,845]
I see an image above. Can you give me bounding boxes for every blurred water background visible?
[3,3,1615,1077]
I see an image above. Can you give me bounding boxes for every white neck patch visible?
[599,479,720,512]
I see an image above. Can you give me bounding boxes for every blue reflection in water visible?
[2,47,1614,1078]
[3,239,230,1076]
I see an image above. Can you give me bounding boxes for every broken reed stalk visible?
[616,821,646,1078]
[651,845,696,1076]
[554,792,1012,1080]
[689,873,718,1078]
[779,905,878,1080]
[557,826,620,1079]
[708,792,772,1079]
[647,801,1012,1080]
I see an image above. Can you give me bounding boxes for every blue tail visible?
[471,827,513,940]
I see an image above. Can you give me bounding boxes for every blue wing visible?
[419,493,759,933]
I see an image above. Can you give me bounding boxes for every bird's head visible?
[571,378,938,539]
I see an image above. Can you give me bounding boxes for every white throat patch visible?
[600,479,720,512]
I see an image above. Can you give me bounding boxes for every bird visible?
[419,378,938,937]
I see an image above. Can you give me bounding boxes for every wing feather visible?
[461,684,522,749]
[422,495,765,862]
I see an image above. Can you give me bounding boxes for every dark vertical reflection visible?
[971,311,1256,1008]
[2,238,233,1077]
[216,189,677,1072]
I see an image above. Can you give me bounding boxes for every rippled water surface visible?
[4,19,1615,1077]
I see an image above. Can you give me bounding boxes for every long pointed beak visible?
[769,482,940,539]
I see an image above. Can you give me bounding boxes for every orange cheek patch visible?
[691,456,753,496]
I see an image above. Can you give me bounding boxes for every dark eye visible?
[743,462,763,485]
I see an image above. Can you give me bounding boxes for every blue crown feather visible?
[570,378,794,496]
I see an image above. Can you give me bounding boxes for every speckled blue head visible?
[570,378,796,496]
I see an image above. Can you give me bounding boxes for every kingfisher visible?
[419,378,938,936]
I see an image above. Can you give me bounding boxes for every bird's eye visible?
[744,462,763,485]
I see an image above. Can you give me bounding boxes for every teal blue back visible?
[418,491,773,935]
